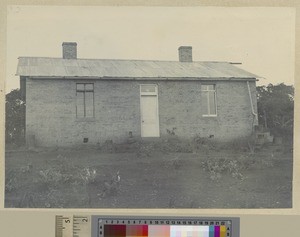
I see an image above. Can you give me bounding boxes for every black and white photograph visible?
[4,6,295,208]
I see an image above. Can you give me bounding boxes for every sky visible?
[6,6,295,93]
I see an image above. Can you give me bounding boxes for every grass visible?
[5,140,293,208]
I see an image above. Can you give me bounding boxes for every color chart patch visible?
[98,219,232,237]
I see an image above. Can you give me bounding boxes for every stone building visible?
[16,42,258,147]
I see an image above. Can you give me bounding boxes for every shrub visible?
[80,167,97,184]
[38,168,63,184]
[37,157,99,188]
[201,158,244,181]
[5,89,25,145]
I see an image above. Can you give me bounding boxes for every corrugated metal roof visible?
[16,57,258,79]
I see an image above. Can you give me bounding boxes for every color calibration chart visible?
[56,216,240,237]
[95,216,239,237]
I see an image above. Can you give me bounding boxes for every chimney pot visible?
[62,42,77,59]
[178,46,192,62]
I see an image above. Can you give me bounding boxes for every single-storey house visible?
[16,42,258,147]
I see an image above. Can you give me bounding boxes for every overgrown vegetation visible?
[201,158,245,181]
[103,135,259,157]
[257,83,294,140]
[5,89,26,145]
[5,154,122,208]
[5,146,292,208]
[200,154,275,182]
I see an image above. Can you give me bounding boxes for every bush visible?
[38,168,64,187]
[5,89,25,145]
[201,158,244,181]
[80,167,97,184]
[36,156,99,189]
[257,83,294,140]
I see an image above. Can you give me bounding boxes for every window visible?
[76,83,94,118]
[201,84,217,116]
[140,84,158,95]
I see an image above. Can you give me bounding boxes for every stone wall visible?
[25,78,257,147]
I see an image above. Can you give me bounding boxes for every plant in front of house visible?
[80,167,97,184]
[5,89,26,146]
[201,158,245,181]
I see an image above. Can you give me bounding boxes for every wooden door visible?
[140,85,160,137]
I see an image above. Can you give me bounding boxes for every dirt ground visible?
[5,145,293,208]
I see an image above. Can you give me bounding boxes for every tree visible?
[5,89,26,145]
[256,83,294,138]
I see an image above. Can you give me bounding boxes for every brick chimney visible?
[178,46,192,62]
[62,42,77,59]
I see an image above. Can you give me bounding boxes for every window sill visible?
[75,117,96,122]
[202,115,217,118]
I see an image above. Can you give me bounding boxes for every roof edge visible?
[23,76,258,81]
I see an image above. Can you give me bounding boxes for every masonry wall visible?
[25,78,257,147]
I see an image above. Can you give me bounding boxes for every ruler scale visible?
[55,215,73,237]
[73,215,91,237]
[55,216,63,237]
[56,216,239,237]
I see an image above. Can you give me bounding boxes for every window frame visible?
[76,83,95,119]
[201,84,217,117]
[140,84,158,96]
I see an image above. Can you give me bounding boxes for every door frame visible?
[139,84,160,137]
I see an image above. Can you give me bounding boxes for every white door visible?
[140,85,160,137]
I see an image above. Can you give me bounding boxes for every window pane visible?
[209,91,216,115]
[201,85,215,91]
[207,85,215,90]
[201,92,208,115]
[76,92,84,117]
[141,85,156,93]
[85,84,94,91]
[201,85,208,91]
[85,92,94,117]
[76,84,84,91]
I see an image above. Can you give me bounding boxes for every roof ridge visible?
[18,56,230,63]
